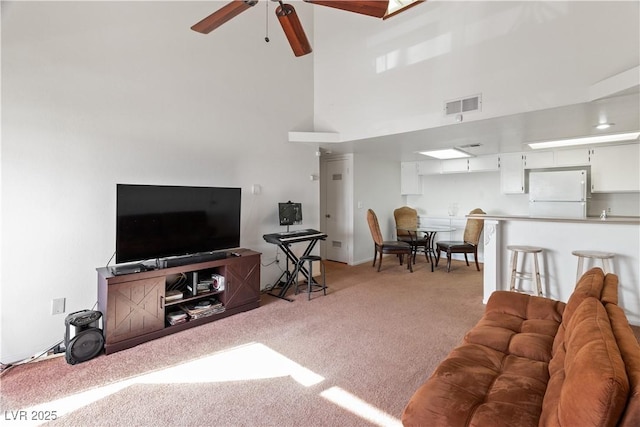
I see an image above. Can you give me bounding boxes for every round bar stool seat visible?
[571,250,615,281]
[294,255,327,300]
[507,245,544,297]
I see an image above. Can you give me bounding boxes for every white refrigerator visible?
[528,170,588,218]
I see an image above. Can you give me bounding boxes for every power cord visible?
[105,250,116,268]
[261,247,288,292]
[0,339,64,377]
[167,273,188,291]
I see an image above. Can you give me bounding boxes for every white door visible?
[324,158,350,263]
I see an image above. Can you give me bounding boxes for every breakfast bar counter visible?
[471,214,640,325]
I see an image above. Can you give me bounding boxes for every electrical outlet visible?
[51,298,65,315]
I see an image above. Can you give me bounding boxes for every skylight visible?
[384,0,424,19]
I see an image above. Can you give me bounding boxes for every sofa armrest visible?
[606,303,640,427]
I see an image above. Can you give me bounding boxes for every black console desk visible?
[263,229,327,301]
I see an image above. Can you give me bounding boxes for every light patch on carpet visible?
[140,342,325,386]
[320,386,402,427]
[10,342,324,426]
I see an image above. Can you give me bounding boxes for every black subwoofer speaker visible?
[64,310,104,365]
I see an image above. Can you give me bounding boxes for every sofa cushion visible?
[465,291,564,362]
[401,343,549,427]
[605,303,640,427]
[402,291,567,427]
[540,297,629,427]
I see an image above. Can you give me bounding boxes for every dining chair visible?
[367,209,413,272]
[435,208,486,272]
[394,206,428,264]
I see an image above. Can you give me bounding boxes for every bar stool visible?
[294,255,327,300]
[571,250,615,281]
[508,245,543,297]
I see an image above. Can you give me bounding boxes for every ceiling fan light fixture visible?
[276,3,312,57]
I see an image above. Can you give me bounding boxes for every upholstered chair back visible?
[394,206,418,238]
[463,208,486,245]
[367,209,384,246]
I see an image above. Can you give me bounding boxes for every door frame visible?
[320,153,354,265]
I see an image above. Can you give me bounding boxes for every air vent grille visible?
[444,94,482,116]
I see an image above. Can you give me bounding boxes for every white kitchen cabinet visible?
[554,148,590,167]
[401,162,422,195]
[590,144,640,192]
[441,158,469,173]
[523,151,554,169]
[499,152,525,194]
[469,154,499,172]
[417,160,441,175]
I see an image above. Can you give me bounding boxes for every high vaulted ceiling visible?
[302,1,640,161]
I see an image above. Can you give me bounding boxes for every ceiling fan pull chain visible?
[264,0,270,42]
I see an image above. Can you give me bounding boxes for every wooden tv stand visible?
[97,249,261,354]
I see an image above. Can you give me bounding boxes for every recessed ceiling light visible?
[418,148,472,159]
[595,123,614,130]
[527,131,640,150]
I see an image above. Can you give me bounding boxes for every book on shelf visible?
[166,290,184,302]
[166,309,188,325]
[179,298,225,320]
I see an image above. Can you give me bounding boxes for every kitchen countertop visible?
[477,212,640,325]
[467,214,640,225]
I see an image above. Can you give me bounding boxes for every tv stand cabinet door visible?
[224,257,260,309]
[105,276,165,344]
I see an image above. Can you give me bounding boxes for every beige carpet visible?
[1,258,637,426]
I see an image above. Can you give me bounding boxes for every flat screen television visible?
[278,202,302,226]
[116,184,241,264]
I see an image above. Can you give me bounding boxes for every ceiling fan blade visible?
[276,3,312,57]
[303,0,390,18]
[191,0,258,34]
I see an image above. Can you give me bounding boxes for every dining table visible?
[397,226,456,272]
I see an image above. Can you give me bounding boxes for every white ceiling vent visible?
[444,94,482,116]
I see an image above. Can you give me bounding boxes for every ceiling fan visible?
[191,0,392,57]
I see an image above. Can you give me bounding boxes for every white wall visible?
[407,172,528,217]
[352,154,404,265]
[1,2,318,362]
[313,1,639,141]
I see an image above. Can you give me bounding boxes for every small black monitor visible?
[278,202,302,226]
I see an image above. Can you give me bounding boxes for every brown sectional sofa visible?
[402,267,640,426]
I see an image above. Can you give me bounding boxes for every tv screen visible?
[278,202,302,226]
[116,184,241,264]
